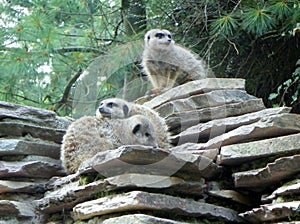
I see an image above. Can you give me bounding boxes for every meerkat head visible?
[129,115,158,148]
[96,98,131,119]
[144,29,174,50]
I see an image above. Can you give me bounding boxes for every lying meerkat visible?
[141,28,212,93]
[96,98,171,149]
[61,115,158,174]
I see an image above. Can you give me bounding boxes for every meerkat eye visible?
[145,132,151,138]
[107,102,117,108]
[167,34,172,39]
[155,33,165,39]
[147,35,150,40]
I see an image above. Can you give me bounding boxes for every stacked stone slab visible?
[0,102,71,223]
[1,78,300,223]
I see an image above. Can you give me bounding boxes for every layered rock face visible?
[1,78,300,223]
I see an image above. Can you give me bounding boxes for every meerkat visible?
[61,115,158,174]
[96,98,171,149]
[141,29,212,93]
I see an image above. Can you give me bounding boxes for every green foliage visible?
[268,59,300,107]
[210,16,239,37]
[242,8,275,36]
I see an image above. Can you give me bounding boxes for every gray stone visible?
[170,143,218,160]
[73,190,244,222]
[0,101,71,129]
[0,121,66,143]
[143,78,245,109]
[0,139,60,159]
[0,156,65,179]
[208,190,257,206]
[171,107,291,145]
[78,145,221,180]
[233,154,300,188]
[100,214,189,224]
[37,174,206,213]
[218,133,300,165]
[166,99,265,133]
[187,113,300,151]
[264,179,300,201]
[239,201,300,223]
[0,200,35,218]
[156,89,257,118]
[0,180,45,194]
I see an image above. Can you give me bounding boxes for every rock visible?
[0,121,66,143]
[218,133,300,165]
[156,89,257,118]
[73,190,244,223]
[233,154,300,188]
[166,99,265,133]
[100,214,189,224]
[0,101,71,129]
[170,143,219,160]
[78,145,221,180]
[0,200,35,219]
[185,113,300,151]
[0,156,65,179]
[0,180,45,194]
[171,107,291,144]
[263,179,300,201]
[208,190,258,206]
[239,201,300,223]
[37,174,206,214]
[0,139,60,159]
[143,78,245,109]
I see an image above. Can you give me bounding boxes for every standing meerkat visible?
[96,98,171,149]
[141,29,212,92]
[61,115,158,174]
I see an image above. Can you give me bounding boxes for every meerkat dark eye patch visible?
[167,34,172,39]
[132,124,141,135]
[107,102,117,108]
[155,33,165,39]
[145,132,151,137]
[123,104,129,116]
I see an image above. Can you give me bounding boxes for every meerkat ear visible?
[132,124,141,135]
[123,104,129,116]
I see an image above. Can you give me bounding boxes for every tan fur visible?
[96,98,171,149]
[141,29,212,91]
[61,115,158,174]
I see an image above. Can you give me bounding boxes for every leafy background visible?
[0,0,299,117]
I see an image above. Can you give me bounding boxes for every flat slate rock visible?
[185,113,300,150]
[171,107,291,144]
[264,179,300,201]
[208,190,259,206]
[143,78,245,109]
[73,190,244,223]
[0,101,71,129]
[233,154,300,188]
[218,133,300,165]
[0,180,45,194]
[37,174,206,213]
[0,139,60,159]
[156,89,257,118]
[78,145,221,180]
[240,201,300,223]
[166,99,265,132]
[100,214,189,224]
[0,200,35,219]
[0,156,65,179]
[0,121,65,143]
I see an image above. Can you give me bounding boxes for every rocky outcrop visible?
[1,78,300,223]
